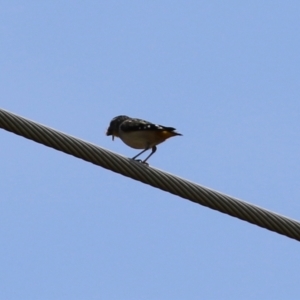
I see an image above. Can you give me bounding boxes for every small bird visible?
[106,115,182,164]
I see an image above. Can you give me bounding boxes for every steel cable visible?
[1,108,300,241]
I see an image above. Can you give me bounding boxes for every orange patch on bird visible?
[159,130,179,139]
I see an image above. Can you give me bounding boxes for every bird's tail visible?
[161,127,182,137]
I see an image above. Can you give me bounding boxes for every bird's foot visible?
[134,159,142,162]
[131,158,149,166]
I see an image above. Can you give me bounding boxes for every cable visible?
[1,108,300,241]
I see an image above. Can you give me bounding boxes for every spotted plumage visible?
[106,115,182,164]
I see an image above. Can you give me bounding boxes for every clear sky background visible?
[1,2,300,299]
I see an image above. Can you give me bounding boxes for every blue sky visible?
[1,1,300,299]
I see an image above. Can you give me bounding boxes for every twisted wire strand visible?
[1,108,300,241]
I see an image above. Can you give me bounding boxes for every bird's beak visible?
[106,128,112,136]
[106,127,115,141]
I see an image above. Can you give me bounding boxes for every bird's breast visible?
[119,130,166,149]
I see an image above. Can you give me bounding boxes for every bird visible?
[106,115,182,164]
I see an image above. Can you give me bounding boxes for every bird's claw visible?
[131,158,149,166]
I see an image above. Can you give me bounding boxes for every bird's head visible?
[106,115,130,140]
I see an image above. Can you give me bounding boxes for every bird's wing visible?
[120,118,176,132]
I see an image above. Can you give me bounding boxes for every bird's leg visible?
[142,146,157,163]
[131,148,149,161]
